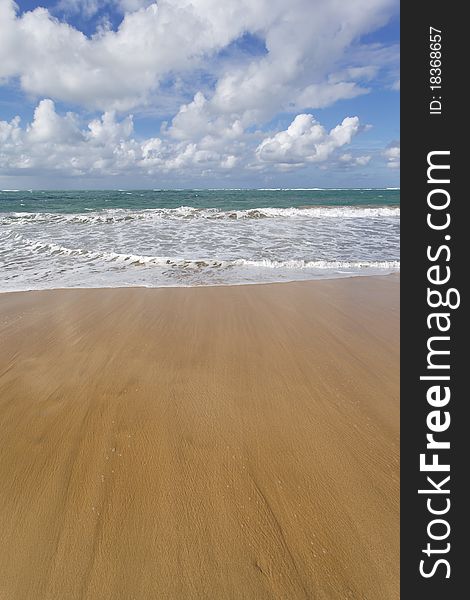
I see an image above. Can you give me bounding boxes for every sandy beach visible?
[0,276,399,599]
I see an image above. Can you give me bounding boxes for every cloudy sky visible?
[0,0,399,189]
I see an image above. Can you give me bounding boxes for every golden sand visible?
[0,276,399,599]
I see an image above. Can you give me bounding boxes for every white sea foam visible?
[0,205,399,226]
[0,200,400,290]
[16,236,399,271]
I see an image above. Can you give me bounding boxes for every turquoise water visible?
[0,189,400,290]
[0,188,400,213]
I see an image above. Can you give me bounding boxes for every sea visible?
[0,189,400,291]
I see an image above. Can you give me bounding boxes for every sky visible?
[0,0,400,189]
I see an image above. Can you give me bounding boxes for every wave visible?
[256,187,400,191]
[17,237,399,271]
[1,205,400,225]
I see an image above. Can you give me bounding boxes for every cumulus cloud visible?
[1,0,397,118]
[28,99,81,144]
[0,101,366,178]
[0,99,244,176]
[256,114,361,166]
[168,92,244,142]
[0,0,399,182]
[384,141,400,168]
[339,153,371,166]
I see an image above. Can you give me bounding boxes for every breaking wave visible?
[1,205,400,226]
[16,236,399,271]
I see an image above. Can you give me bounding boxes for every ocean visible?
[0,189,400,291]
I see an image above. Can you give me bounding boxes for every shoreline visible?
[0,270,400,296]
[0,275,399,599]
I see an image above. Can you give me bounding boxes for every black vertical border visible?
[401,3,465,598]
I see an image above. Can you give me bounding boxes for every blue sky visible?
[0,0,399,188]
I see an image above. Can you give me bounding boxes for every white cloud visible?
[1,101,367,178]
[339,153,371,166]
[220,155,238,169]
[0,116,22,145]
[384,141,400,168]
[0,0,399,182]
[87,111,134,144]
[1,0,397,117]
[27,99,81,144]
[295,82,369,110]
[168,92,244,142]
[0,99,243,176]
[256,114,360,166]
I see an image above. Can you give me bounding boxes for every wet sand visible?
[0,276,399,599]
